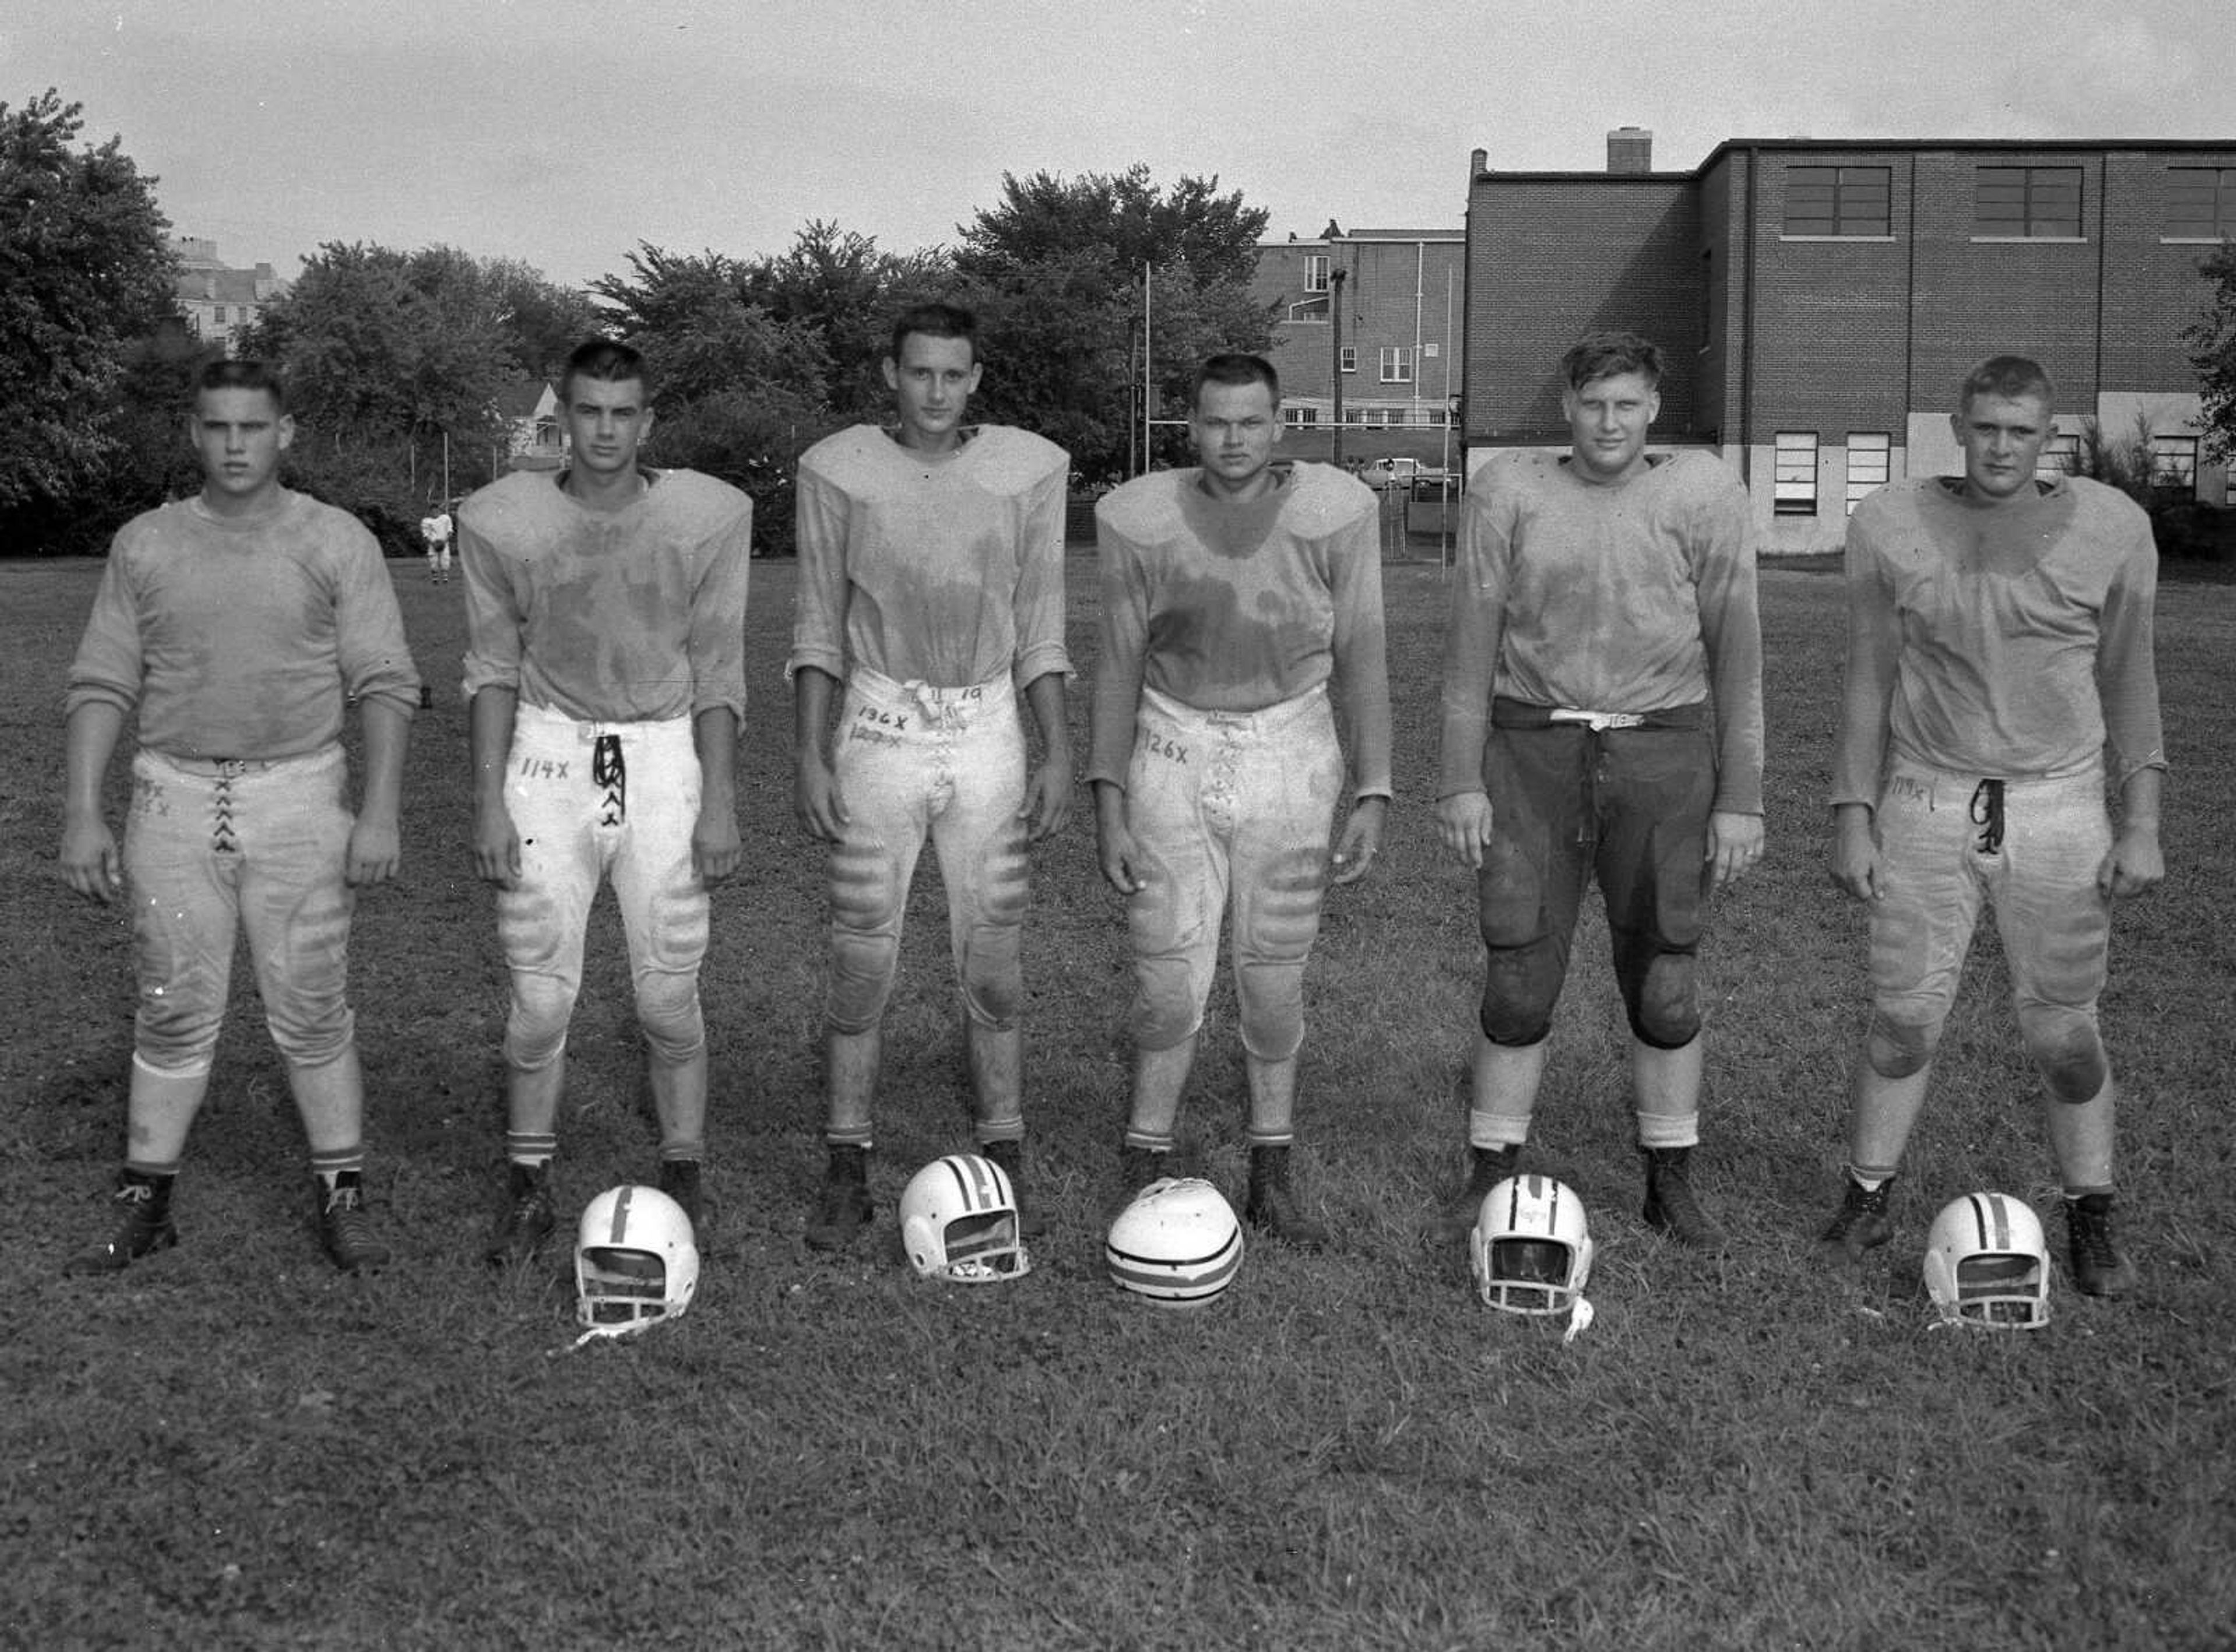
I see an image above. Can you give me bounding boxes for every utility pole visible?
[1329,266,1347,468]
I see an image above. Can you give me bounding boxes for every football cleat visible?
[1923,1192,2051,1328]
[1106,1177,1244,1308]
[805,1145,874,1251]
[485,1161,557,1267]
[899,1154,1032,1283]
[1819,1172,1897,1263]
[1244,1144,1329,1250]
[1641,1146,1725,1248]
[2063,1192,2138,1299]
[316,1173,390,1272]
[576,1184,699,1340]
[66,1170,178,1275]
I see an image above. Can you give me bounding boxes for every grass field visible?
[3,547,2233,1651]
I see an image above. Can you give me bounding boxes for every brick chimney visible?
[1607,126,1653,174]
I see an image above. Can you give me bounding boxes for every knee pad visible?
[1128,958,1202,1053]
[957,918,1023,1031]
[505,971,578,1071]
[135,997,224,1073]
[1626,950,1701,1050]
[634,968,705,1066]
[824,926,900,1036]
[267,1002,356,1070]
[1478,940,1562,1047]
[2017,1004,2107,1103]
[1864,1010,1940,1080]
[1236,958,1306,1063]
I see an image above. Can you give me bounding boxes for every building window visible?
[1283,406,1320,429]
[1975,166,2083,238]
[1339,346,1357,374]
[1844,433,1891,514]
[1287,296,1329,324]
[1378,346,1414,384]
[1774,433,1818,516]
[2166,168,2236,239]
[2151,434,2198,491]
[2039,433,2079,479]
[1304,254,1330,293]
[1784,166,1891,236]
[213,306,227,325]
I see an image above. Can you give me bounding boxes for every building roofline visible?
[1474,134,2236,186]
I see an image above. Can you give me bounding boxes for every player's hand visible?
[1094,785,1144,896]
[694,799,742,887]
[2097,823,2163,901]
[473,797,522,889]
[1021,750,1074,842]
[1705,809,1765,894]
[1434,791,1494,869]
[794,752,849,843]
[1827,806,1881,902]
[59,812,123,904]
[1329,797,1386,886]
[346,812,402,887]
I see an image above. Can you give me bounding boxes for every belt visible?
[1548,709,1646,733]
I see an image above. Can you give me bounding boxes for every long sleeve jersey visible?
[1089,462,1393,800]
[1832,473,2164,803]
[787,424,1071,691]
[459,468,752,724]
[1438,450,1764,815]
[66,488,419,760]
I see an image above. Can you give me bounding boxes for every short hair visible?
[561,338,652,402]
[1560,331,1664,392]
[889,303,978,364]
[197,358,286,413]
[1193,353,1280,407]
[1958,355,2055,416]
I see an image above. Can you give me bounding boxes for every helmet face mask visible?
[575,1185,699,1340]
[1106,1177,1244,1308]
[1923,1193,2050,1330]
[900,1155,1031,1283]
[1471,1176,1593,1317]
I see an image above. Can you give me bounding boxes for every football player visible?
[60,358,419,1274]
[1821,354,2164,1296]
[1090,352,1392,1247]
[790,303,1073,1249]
[461,338,752,1262]
[1434,331,1763,1250]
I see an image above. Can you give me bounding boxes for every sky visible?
[6,0,2228,290]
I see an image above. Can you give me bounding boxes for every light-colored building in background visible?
[169,237,285,355]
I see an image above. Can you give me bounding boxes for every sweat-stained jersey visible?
[1088,461,1392,801]
[1438,449,1763,815]
[459,467,752,724]
[68,488,419,761]
[1831,473,2164,804]
[788,424,1071,691]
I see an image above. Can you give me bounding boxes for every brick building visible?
[170,237,285,355]
[1466,129,2236,551]
[1255,224,1464,469]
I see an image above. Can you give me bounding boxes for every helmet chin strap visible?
[1562,1295,1595,1345]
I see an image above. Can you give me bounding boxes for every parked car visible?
[1358,457,1451,491]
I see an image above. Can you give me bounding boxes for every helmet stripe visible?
[607,1184,634,1243]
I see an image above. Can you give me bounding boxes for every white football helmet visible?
[1923,1192,2051,1330]
[1470,1175,1593,1318]
[575,1184,699,1340]
[1105,1177,1244,1308]
[900,1154,1031,1283]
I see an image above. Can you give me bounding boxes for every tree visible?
[737,221,951,418]
[0,90,176,517]
[950,167,1277,479]
[2186,245,2236,465]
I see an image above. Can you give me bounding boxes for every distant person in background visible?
[424,506,455,583]
[789,302,1073,1251]
[459,338,752,1264]
[1434,330,1762,1250]
[59,358,419,1275]
[1820,353,2164,1297]
[1090,351,1391,1247]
